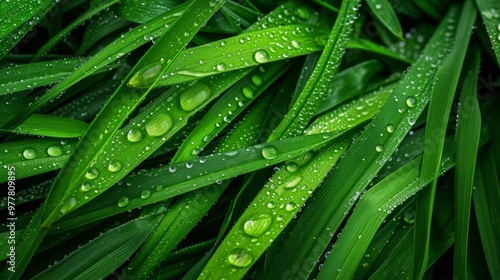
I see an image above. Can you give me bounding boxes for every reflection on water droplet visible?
[375,144,384,152]
[60,196,78,214]
[285,202,296,211]
[216,62,227,72]
[180,83,213,111]
[118,197,130,207]
[267,201,276,208]
[408,117,416,125]
[81,182,92,192]
[141,190,151,199]
[404,208,415,223]
[228,248,253,267]
[23,148,37,159]
[127,128,144,142]
[295,7,311,20]
[243,214,272,237]
[108,160,122,172]
[286,162,298,173]
[284,177,302,189]
[128,64,161,88]
[386,124,395,133]
[251,75,263,86]
[291,40,301,49]
[85,167,99,180]
[146,112,173,137]
[254,50,270,63]
[262,145,279,159]
[405,96,416,107]
[47,146,62,157]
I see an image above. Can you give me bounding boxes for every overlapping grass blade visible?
[268,0,361,141]
[31,214,161,280]
[366,0,403,39]
[473,148,500,279]
[476,0,500,66]
[263,6,459,278]
[347,38,413,64]
[453,44,481,279]
[31,0,121,61]
[0,0,53,38]
[413,2,476,278]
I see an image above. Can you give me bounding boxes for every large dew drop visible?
[284,176,302,189]
[108,160,123,172]
[405,96,416,108]
[128,64,162,88]
[81,182,92,192]
[180,83,212,111]
[261,145,279,159]
[23,148,37,159]
[127,128,144,142]
[60,196,79,214]
[47,146,62,157]
[85,167,99,180]
[146,112,173,137]
[254,50,270,63]
[243,214,272,237]
[227,248,253,267]
[118,196,130,208]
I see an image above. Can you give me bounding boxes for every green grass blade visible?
[473,148,500,279]
[268,0,362,141]
[0,138,77,182]
[31,214,161,280]
[32,0,120,61]
[263,6,459,277]
[366,0,403,39]
[0,58,87,95]
[347,38,413,64]
[476,0,500,66]
[0,0,53,38]
[453,44,482,279]
[413,2,476,278]
[4,114,89,138]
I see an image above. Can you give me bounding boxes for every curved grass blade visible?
[413,2,476,278]
[172,61,289,162]
[262,7,459,277]
[453,44,481,279]
[4,114,89,138]
[0,58,87,95]
[366,0,403,39]
[476,0,500,66]
[268,0,362,141]
[114,0,183,23]
[347,38,413,64]
[53,132,337,231]
[0,138,77,182]
[31,214,161,280]
[32,0,121,61]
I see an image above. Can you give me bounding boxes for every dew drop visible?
[294,7,311,20]
[291,40,301,49]
[81,182,92,192]
[85,167,99,180]
[23,148,37,159]
[286,162,299,173]
[47,146,62,157]
[404,208,415,224]
[386,124,395,133]
[169,166,177,173]
[60,196,78,214]
[254,50,270,63]
[375,144,384,152]
[127,128,144,142]
[405,96,416,108]
[262,145,279,159]
[180,83,213,111]
[146,112,173,137]
[285,202,297,211]
[251,75,263,86]
[108,160,123,172]
[242,87,254,99]
[228,248,253,267]
[267,201,276,209]
[216,62,227,72]
[140,190,151,199]
[128,64,161,88]
[408,117,416,125]
[284,176,302,189]
[118,196,130,207]
[243,214,272,237]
